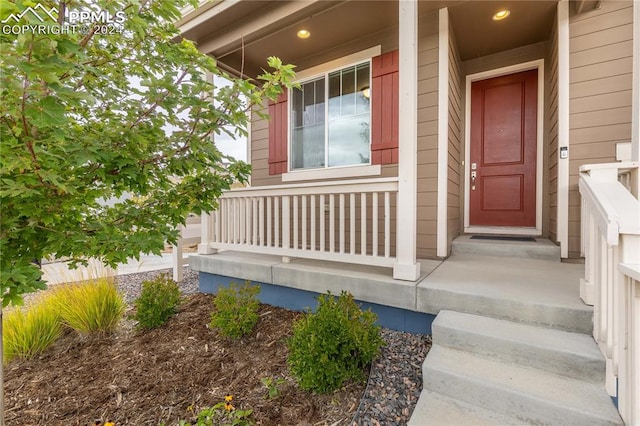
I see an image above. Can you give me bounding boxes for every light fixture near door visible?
[297,29,311,39]
[492,9,510,21]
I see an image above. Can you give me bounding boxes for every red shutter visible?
[268,91,288,175]
[371,50,399,165]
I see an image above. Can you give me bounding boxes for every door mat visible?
[470,235,536,242]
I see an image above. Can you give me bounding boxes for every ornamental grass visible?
[3,301,62,364]
[49,278,125,335]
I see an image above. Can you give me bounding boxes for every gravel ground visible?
[351,330,432,425]
[115,267,432,425]
[115,267,199,303]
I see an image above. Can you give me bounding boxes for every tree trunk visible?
[1,304,5,426]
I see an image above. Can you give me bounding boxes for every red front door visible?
[469,69,537,227]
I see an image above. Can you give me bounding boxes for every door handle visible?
[471,171,476,190]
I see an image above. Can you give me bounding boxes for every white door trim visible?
[463,59,545,236]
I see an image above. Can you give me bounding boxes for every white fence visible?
[198,177,399,267]
[579,161,640,425]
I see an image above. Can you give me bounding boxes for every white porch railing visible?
[198,177,399,267]
[172,214,201,282]
[579,161,640,425]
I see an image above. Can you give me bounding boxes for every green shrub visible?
[287,291,383,393]
[3,301,62,364]
[133,274,182,329]
[50,278,125,334]
[210,281,260,339]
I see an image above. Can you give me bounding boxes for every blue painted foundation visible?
[200,272,434,335]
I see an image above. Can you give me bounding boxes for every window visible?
[290,62,371,170]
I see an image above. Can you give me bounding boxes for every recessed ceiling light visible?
[492,9,510,21]
[297,29,311,39]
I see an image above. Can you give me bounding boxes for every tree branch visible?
[129,69,189,129]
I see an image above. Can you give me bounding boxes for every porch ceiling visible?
[181,1,400,78]
[448,1,557,61]
[179,1,558,78]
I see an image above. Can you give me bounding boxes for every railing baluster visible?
[214,210,221,243]
[239,198,245,244]
[233,199,238,244]
[361,193,367,255]
[282,196,290,249]
[339,193,345,254]
[221,199,227,243]
[274,197,280,248]
[302,196,307,251]
[259,197,265,246]
[372,192,378,257]
[267,197,272,247]
[293,196,299,250]
[320,194,325,252]
[350,193,356,255]
[329,194,335,253]
[252,198,258,246]
[311,195,316,251]
[385,191,391,258]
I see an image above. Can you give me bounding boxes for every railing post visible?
[173,224,184,282]
[198,211,216,254]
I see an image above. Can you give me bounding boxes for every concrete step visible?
[408,389,526,425]
[452,235,561,261]
[433,310,605,383]
[423,345,623,426]
[417,255,592,334]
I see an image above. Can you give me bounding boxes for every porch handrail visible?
[579,161,639,425]
[198,177,400,268]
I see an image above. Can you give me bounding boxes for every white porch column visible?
[393,0,421,281]
[437,7,449,258]
[557,0,570,258]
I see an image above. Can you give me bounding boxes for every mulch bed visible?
[4,293,365,425]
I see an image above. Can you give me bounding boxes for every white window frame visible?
[282,46,382,182]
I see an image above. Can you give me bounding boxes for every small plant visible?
[133,274,182,329]
[179,395,253,426]
[2,301,62,364]
[210,281,260,339]
[49,278,125,335]
[261,376,286,399]
[287,291,383,393]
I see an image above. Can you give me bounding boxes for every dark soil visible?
[4,293,365,425]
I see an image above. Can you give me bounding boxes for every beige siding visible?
[547,12,560,244]
[249,105,281,187]
[416,10,439,259]
[447,22,463,251]
[568,0,633,257]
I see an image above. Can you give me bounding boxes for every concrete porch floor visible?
[190,247,590,334]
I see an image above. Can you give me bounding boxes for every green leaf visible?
[24,96,65,128]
